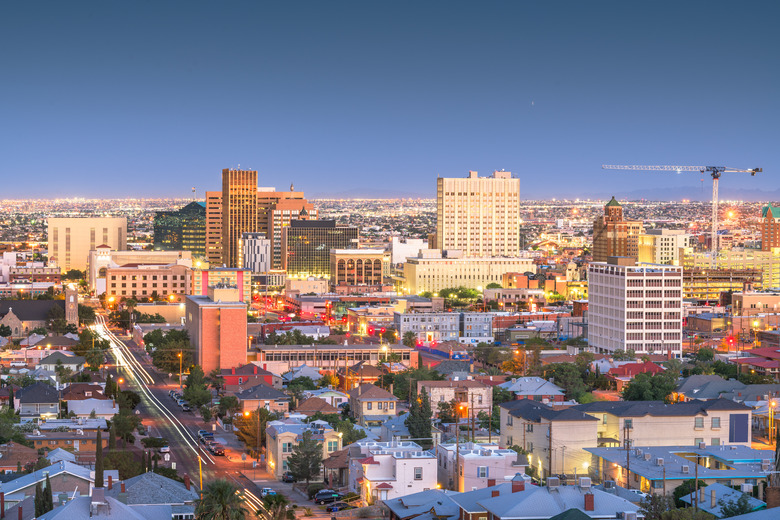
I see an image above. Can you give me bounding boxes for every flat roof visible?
[257,343,413,351]
[185,295,246,307]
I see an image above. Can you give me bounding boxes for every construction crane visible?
[601,164,762,258]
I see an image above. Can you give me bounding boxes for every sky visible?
[1,1,778,200]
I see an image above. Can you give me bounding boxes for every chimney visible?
[184,474,191,490]
[491,490,499,497]
[121,482,126,493]
[231,367,235,375]
[108,475,112,490]
[512,480,525,493]
[487,479,496,487]
[584,493,594,511]
[711,489,717,509]
[254,365,258,374]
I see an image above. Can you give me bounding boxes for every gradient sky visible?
[1,1,778,200]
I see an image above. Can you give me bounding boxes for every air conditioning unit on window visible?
[682,465,689,474]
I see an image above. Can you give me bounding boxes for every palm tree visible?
[195,479,246,520]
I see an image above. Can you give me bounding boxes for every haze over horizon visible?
[1,1,777,199]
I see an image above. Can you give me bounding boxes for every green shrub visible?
[307,483,325,499]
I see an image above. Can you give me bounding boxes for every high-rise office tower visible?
[48,217,127,272]
[205,191,223,265]
[257,185,318,269]
[221,169,258,268]
[153,201,206,257]
[282,220,359,278]
[761,204,780,251]
[592,197,644,263]
[436,170,521,257]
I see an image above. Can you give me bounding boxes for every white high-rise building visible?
[588,257,683,357]
[436,170,520,257]
[637,229,695,265]
[241,232,271,274]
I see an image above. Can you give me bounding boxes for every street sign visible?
[252,461,257,468]
[241,453,247,461]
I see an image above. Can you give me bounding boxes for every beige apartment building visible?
[48,217,127,272]
[88,247,193,294]
[205,191,223,265]
[436,170,521,257]
[682,247,780,291]
[105,263,191,301]
[637,229,694,265]
[222,169,258,268]
[329,249,387,288]
[403,249,535,294]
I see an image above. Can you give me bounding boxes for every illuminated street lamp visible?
[178,352,183,391]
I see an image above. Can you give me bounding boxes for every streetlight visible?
[770,401,777,444]
[178,352,183,391]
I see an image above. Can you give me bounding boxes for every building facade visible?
[436,170,521,257]
[418,380,492,418]
[682,247,780,295]
[637,229,694,265]
[403,250,535,294]
[192,267,252,303]
[761,204,780,251]
[153,201,206,257]
[105,263,191,301]
[329,249,386,288]
[592,197,644,263]
[435,442,524,492]
[283,220,359,279]
[348,441,437,503]
[241,232,271,274]
[48,217,127,272]
[222,168,258,268]
[588,257,683,356]
[184,286,248,373]
[394,311,460,344]
[88,247,193,295]
[205,191,223,265]
[257,187,319,270]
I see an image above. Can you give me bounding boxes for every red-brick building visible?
[185,286,248,374]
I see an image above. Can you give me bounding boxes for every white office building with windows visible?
[588,256,683,357]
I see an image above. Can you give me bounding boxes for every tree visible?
[612,349,637,361]
[195,479,246,520]
[437,399,458,424]
[184,365,212,408]
[217,395,240,418]
[500,359,525,375]
[673,479,707,507]
[44,473,53,513]
[85,348,105,371]
[695,348,715,363]
[262,493,295,520]
[492,386,514,405]
[0,325,11,337]
[287,430,323,486]
[640,494,676,520]
[113,409,140,447]
[544,363,587,400]
[477,406,500,432]
[486,282,502,289]
[719,494,753,518]
[234,408,275,456]
[402,331,417,348]
[319,373,339,388]
[334,420,366,445]
[118,390,141,410]
[288,376,317,391]
[35,482,45,517]
[95,428,104,488]
[405,388,433,448]
[622,372,677,402]
[78,305,96,326]
[108,423,117,450]
[200,405,213,423]
[208,369,225,393]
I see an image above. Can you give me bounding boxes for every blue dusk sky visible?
[1,1,778,200]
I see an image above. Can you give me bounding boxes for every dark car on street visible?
[281,472,297,483]
[326,502,353,512]
[314,490,342,505]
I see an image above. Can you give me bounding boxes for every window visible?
[238,377,243,384]
[389,402,394,410]
[414,467,423,480]
[711,417,721,429]
[477,466,487,478]
[526,424,533,433]
[695,417,704,429]
[694,438,704,445]
[367,402,372,410]
[506,415,513,426]
[327,441,338,452]
[478,395,483,405]
[624,419,633,430]
[712,438,720,446]
[603,414,607,425]
[282,442,293,453]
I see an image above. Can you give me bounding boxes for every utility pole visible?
[547,424,552,482]
[694,455,699,513]
[624,423,631,489]
[662,466,666,497]
[470,393,475,442]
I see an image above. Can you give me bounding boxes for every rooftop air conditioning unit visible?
[656,458,664,466]
[547,477,560,489]
[579,477,591,489]
[623,513,638,520]
[644,453,652,461]
[762,461,771,471]
[698,442,706,449]
[635,449,642,457]
[741,483,754,493]
[682,465,689,474]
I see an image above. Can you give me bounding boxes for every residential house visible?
[431,360,472,377]
[729,345,780,381]
[347,384,398,427]
[36,352,85,373]
[498,377,566,403]
[606,361,665,392]
[60,384,108,401]
[461,478,642,520]
[37,418,106,433]
[26,429,109,453]
[30,335,80,351]
[15,382,60,420]
[673,374,780,403]
[103,470,200,518]
[679,483,765,518]
[294,397,339,417]
[0,385,20,407]
[384,489,460,520]
[323,448,350,489]
[435,442,527,492]
[65,398,119,420]
[265,419,342,480]
[340,361,383,389]
[221,363,282,390]
[301,387,349,408]
[418,380,492,418]
[378,415,444,446]
[37,490,160,520]
[281,364,322,384]
[586,444,770,497]
[573,398,754,449]
[0,460,118,508]
[348,441,437,503]
[234,384,290,414]
[500,400,599,480]
[0,442,39,474]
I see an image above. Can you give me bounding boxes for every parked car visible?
[210,444,225,456]
[314,490,341,505]
[159,446,170,453]
[199,435,214,445]
[326,502,353,513]
[260,488,277,497]
[182,404,192,412]
[281,472,297,483]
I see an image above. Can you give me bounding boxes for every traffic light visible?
[727,336,735,348]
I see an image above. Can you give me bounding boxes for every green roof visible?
[549,509,595,520]
[762,204,780,219]
[605,196,621,207]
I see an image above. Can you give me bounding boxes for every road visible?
[93,315,268,513]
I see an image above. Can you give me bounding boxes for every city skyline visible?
[1,1,778,199]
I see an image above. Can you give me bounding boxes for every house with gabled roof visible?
[15,382,60,420]
[498,376,565,403]
[234,383,290,414]
[294,396,339,416]
[347,383,398,426]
